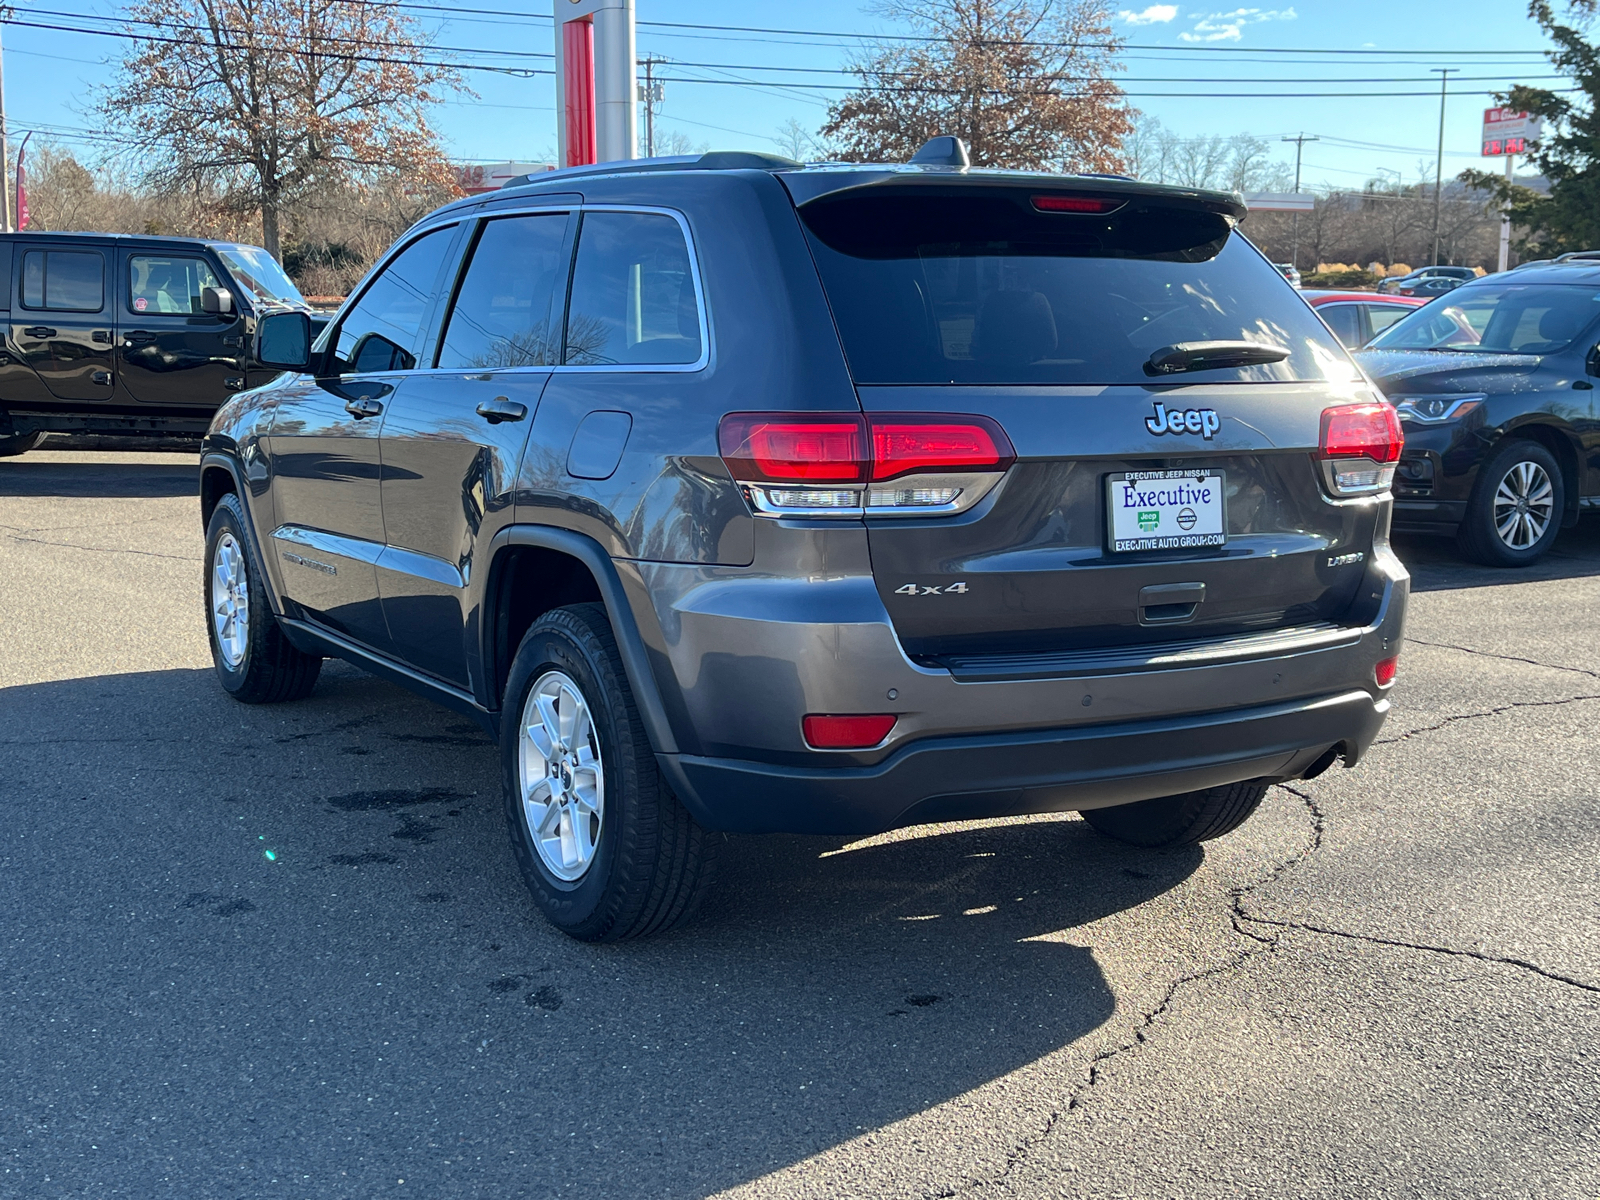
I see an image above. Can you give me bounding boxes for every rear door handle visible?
[91,370,113,386]
[476,397,527,423]
[91,329,113,345]
[344,397,384,419]
[23,326,55,338]
[124,331,157,345]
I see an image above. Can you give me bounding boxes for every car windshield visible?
[798,189,1351,385]
[216,245,307,309]
[1367,282,1600,354]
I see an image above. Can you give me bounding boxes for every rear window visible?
[799,190,1350,385]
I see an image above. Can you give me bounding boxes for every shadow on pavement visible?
[1393,518,1600,592]
[0,457,200,499]
[0,663,1203,1198]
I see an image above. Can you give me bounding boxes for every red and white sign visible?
[1482,107,1543,157]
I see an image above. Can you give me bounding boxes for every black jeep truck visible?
[0,232,323,454]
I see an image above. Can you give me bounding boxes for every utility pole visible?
[1431,67,1457,266]
[1498,150,1515,273]
[637,55,664,157]
[1281,133,1318,270]
[0,25,11,233]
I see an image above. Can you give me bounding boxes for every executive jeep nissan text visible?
[199,141,1408,941]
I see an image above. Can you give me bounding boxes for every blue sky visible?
[0,1,1568,191]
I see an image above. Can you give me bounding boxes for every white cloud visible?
[1178,7,1298,43]
[1120,4,1179,23]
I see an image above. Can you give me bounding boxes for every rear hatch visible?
[787,174,1387,667]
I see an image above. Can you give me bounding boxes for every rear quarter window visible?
[799,190,1351,386]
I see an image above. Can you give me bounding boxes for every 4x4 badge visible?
[895,582,969,596]
[1145,402,1221,440]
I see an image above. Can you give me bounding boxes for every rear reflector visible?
[1374,656,1399,687]
[1320,403,1403,464]
[1032,194,1125,214]
[802,714,897,749]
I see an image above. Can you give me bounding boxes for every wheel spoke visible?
[536,693,563,749]
[524,721,554,761]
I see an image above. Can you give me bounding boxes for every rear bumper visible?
[659,688,1387,835]
[1392,498,1467,534]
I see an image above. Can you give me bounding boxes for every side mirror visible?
[1587,344,1600,377]
[201,286,234,315]
[257,311,313,372]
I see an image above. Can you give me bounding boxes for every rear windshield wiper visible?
[1145,341,1291,376]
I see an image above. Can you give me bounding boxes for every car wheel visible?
[0,431,44,457]
[1456,439,1564,567]
[205,493,323,703]
[1080,780,1269,848]
[501,602,717,942]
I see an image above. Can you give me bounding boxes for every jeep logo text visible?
[1145,403,1221,440]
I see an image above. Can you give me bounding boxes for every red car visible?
[1301,290,1427,348]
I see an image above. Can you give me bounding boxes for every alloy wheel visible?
[518,670,605,882]
[1492,459,1554,551]
[211,532,250,668]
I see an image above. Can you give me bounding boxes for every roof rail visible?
[500,150,802,190]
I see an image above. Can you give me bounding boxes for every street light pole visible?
[1431,67,1457,266]
[1281,133,1318,270]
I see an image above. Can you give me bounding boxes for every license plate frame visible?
[1106,469,1227,553]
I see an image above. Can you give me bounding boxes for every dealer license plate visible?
[1107,470,1227,553]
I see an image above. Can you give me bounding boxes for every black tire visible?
[501,602,717,942]
[0,430,44,457]
[204,493,322,703]
[1456,439,1565,567]
[1080,779,1270,848]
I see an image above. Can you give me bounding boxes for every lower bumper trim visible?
[659,689,1388,836]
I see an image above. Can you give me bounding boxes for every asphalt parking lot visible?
[2,447,1597,1200]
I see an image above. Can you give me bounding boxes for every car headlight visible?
[1392,394,1485,424]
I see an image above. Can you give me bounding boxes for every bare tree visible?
[100,0,465,256]
[821,0,1134,173]
[1125,118,1292,192]
[773,118,825,162]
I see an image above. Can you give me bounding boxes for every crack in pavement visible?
[1376,692,1600,744]
[934,696,1597,1198]
[1405,636,1600,680]
[0,529,202,562]
[933,786,1328,1198]
[1234,915,1600,995]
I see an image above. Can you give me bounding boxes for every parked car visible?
[1302,289,1427,348]
[200,142,1408,940]
[1274,262,1302,288]
[1356,260,1600,565]
[1375,265,1477,296]
[0,233,326,455]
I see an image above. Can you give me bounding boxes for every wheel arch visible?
[480,526,680,756]
[1496,420,1583,526]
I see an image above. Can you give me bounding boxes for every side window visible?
[1365,305,1410,338]
[436,214,568,369]
[563,212,702,366]
[129,255,222,315]
[20,250,105,312]
[1317,303,1362,349]
[332,226,455,375]
[0,243,12,312]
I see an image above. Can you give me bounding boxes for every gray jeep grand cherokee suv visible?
[200,145,1408,941]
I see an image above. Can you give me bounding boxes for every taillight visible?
[802,713,897,749]
[1374,656,1399,687]
[1318,402,1403,496]
[719,412,1014,517]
